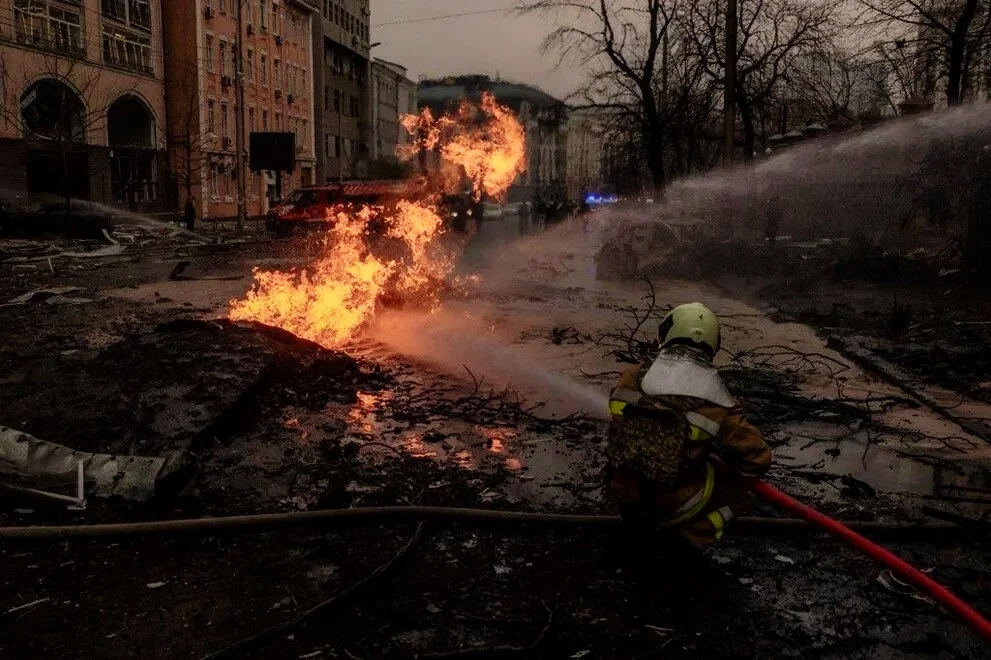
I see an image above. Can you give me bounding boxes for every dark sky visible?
[369,0,586,99]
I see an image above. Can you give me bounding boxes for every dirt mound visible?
[0,319,363,456]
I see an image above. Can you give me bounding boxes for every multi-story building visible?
[162,0,316,221]
[311,0,371,184]
[565,108,608,200]
[0,0,168,211]
[370,57,416,168]
[418,75,569,203]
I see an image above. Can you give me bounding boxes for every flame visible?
[230,93,526,347]
[401,92,528,200]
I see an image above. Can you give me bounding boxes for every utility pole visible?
[234,0,248,230]
[723,0,737,165]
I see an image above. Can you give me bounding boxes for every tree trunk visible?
[645,126,666,192]
[947,0,979,106]
[738,94,756,161]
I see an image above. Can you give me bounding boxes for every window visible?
[219,40,229,76]
[260,54,268,85]
[247,49,254,81]
[324,134,331,158]
[262,110,269,130]
[324,86,329,110]
[333,5,338,24]
[248,107,255,132]
[259,0,267,28]
[272,3,279,34]
[302,68,307,92]
[128,0,151,29]
[221,103,229,138]
[219,0,226,13]
[211,164,220,198]
[102,26,152,74]
[335,135,341,158]
[14,1,84,55]
[273,59,280,88]
[333,90,340,113]
[275,112,281,131]
[102,0,126,21]
[207,100,216,134]
[205,35,215,72]
[349,95,358,117]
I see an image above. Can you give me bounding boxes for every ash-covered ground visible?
[1,214,989,659]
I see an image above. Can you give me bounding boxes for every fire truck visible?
[265,180,472,236]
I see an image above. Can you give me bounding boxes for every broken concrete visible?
[0,426,195,501]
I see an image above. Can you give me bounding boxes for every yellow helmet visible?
[658,302,721,358]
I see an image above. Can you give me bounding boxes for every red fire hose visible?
[750,479,991,645]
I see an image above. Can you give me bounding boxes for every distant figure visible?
[184,196,197,232]
[518,200,531,235]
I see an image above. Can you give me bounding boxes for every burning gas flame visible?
[401,92,527,200]
[229,93,526,347]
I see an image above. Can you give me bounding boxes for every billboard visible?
[249,132,295,172]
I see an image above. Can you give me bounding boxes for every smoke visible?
[368,307,610,420]
[635,104,991,242]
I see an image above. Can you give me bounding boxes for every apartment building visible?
[370,57,416,164]
[162,0,316,220]
[312,0,370,183]
[0,0,168,210]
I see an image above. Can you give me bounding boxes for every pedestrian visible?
[184,196,197,232]
[604,303,772,559]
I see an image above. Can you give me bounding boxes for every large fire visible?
[229,92,527,347]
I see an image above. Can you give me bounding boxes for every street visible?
[1,212,989,658]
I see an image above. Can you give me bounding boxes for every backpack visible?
[605,393,690,490]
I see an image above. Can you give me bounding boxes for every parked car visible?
[482,203,504,219]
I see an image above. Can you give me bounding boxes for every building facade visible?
[0,0,168,211]
[162,0,316,220]
[370,57,416,171]
[417,75,568,203]
[565,108,607,201]
[311,0,370,184]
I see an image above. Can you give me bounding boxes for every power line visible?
[372,7,519,28]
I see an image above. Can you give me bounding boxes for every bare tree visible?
[165,60,213,211]
[685,0,840,159]
[0,52,132,210]
[519,0,680,191]
[790,48,858,123]
[853,0,991,106]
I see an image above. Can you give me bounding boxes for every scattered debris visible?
[4,597,50,616]
[146,582,167,590]
[3,286,85,306]
[774,555,796,565]
[0,426,196,502]
[876,570,935,605]
[61,244,125,259]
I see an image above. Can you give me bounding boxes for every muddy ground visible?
[1,215,990,659]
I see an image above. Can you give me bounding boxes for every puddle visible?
[776,422,991,504]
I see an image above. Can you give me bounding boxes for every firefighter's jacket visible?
[606,346,772,525]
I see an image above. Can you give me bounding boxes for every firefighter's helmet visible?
[658,302,721,358]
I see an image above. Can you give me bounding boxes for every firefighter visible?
[605,302,772,550]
